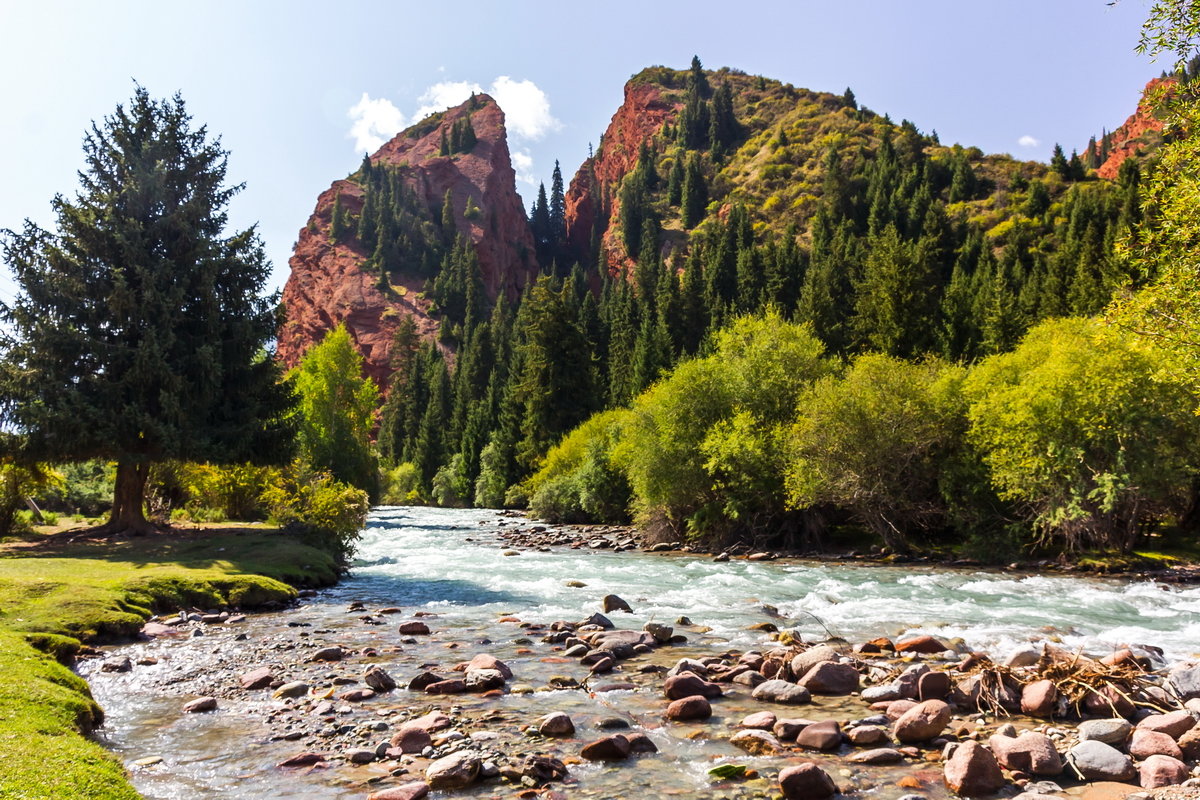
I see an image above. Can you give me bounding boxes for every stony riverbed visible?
[80,507,1200,800]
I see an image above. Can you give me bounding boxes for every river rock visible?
[664,672,722,700]
[368,783,429,800]
[602,594,632,613]
[580,734,631,761]
[666,695,712,721]
[1176,726,1200,760]
[346,747,376,764]
[740,711,777,730]
[774,718,816,740]
[408,710,453,732]
[896,635,946,654]
[273,681,309,699]
[1129,729,1183,760]
[517,754,569,784]
[1137,710,1195,740]
[847,725,889,746]
[182,696,217,713]
[425,679,466,694]
[731,669,766,687]
[101,656,133,673]
[644,622,673,644]
[795,719,842,751]
[848,747,905,764]
[407,671,442,692]
[364,665,397,693]
[1003,644,1042,667]
[426,751,480,790]
[730,729,784,755]
[885,699,918,720]
[1068,740,1136,782]
[944,740,1006,797]
[1139,754,1189,790]
[667,657,709,678]
[310,646,344,662]
[790,645,839,676]
[861,683,903,702]
[752,679,811,705]
[581,612,614,629]
[466,653,512,679]
[398,621,430,635]
[798,662,859,694]
[988,732,1063,776]
[1084,686,1136,718]
[464,668,506,691]
[1168,664,1200,701]
[1078,718,1132,746]
[897,664,930,699]
[339,688,375,702]
[918,671,952,700]
[389,724,432,754]
[278,752,326,768]
[1021,679,1058,717]
[537,712,575,737]
[779,762,838,800]
[894,699,951,743]
[240,666,274,690]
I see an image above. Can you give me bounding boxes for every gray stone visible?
[425,751,481,790]
[1078,718,1133,746]
[1067,740,1136,782]
[752,679,811,705]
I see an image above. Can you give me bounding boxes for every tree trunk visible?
[103,460,156,535]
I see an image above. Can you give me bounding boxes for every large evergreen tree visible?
[0,87,295,533]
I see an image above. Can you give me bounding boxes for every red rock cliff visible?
[279,95,537,388]
[1095,77,1172,180]
[564,81,683,274]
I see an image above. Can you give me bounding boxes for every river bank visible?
[80,507,1200,800]
[0,524,342,799]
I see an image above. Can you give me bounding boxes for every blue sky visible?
[0,1,1163,299]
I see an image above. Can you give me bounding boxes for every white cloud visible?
[511,149,536,186]
[413,80,483,122]
[1018,134,1040,148]
[489,76,561,141]
[347,93,406,154]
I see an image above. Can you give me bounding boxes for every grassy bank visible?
[0,525,341,799]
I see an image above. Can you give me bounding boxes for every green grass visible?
[0,527,341,798]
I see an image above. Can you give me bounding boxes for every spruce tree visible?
[549,160,567,253]
[0,87,295,533]
[681,152,707,228]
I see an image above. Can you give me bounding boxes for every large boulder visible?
[602,594,632,613]
[893,699,951,743]
[779,763,838,800]
[943,741,1006,797]
[1067,740,1136,782]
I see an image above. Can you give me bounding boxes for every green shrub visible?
[380,462,422,505]
[262,462,369,567]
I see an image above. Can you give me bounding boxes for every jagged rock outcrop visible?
[1095,77,1171,180]
[279,95,537,387]
[564,79,683,275]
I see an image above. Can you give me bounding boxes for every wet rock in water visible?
[1078,718,1132,747]
[943,740,1006,797]
[398,621,430,636]
[537,712,575,737]
[752,679,812,705]
[389,724,432,754]
[795,720,842,751]
[664,672,723,700]
[798,662,859,695]
[731,670,766,687]
[895,635,947,654]
[426,750,481,790]
[596,717,630,730]
[424,679,467,695]
[101,656,133,673]
[1130,729,1184,760]
[367,783,429,800]
[643,622,673,644]
[861,683,903,703]
[847,725,889,746]
[588,656,615,675]
[519,755,569,785]
[594,682,637,692]
[893,699,951,743]
[240,666,274,690]
[407,710,453,732]
[602,594,632,613]
[580,734,631,761]
[774,718,816,741]
[1139,754,1189,790]
[273,681,309,699]
[466,653,512,679]
[1168,664,1200,701]
[182,696,217,713]
[339,688,375,702]
[310,646,344,662]
[779,762,838,800]
[1021,679,1058,718]
[278,752,326,768]
[581,612,614,630]
[626,731,658,754]
[565,580,586,588]
[918,671,952,700]
[790,645,839,676]
[666,658,709,678]
[1137,710,1196,740]
[848,747,905,764]
[364,665,397,693]
[988,732,1063,777]
[730,729,785,756]
[407,671,443,692]
[1067,740,1136,782]
[464,668,506,691]
[346,747,376,764]
[666,695,712,721]
[739,711,778,730]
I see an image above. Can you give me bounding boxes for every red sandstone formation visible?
[279,95,537,388]
[1095,78,1171,180]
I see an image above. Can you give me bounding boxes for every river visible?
[82,506,1200,799]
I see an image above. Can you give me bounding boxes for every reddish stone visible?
[943,741,1006,797]
[918,671,952,700]
[368,784,429,800]
[389,724,432,754]
[895,635,947,654]
[398,621,431,635]
[665,695,712,721]
[1129,729,1184,760]
[893,700,951,743]
[779,762,838,800]
[580,734,631,761]
[1020,679,1058,718]
[1139,754,1189,790]
[664,672,723,700]
[795,719,842,751]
